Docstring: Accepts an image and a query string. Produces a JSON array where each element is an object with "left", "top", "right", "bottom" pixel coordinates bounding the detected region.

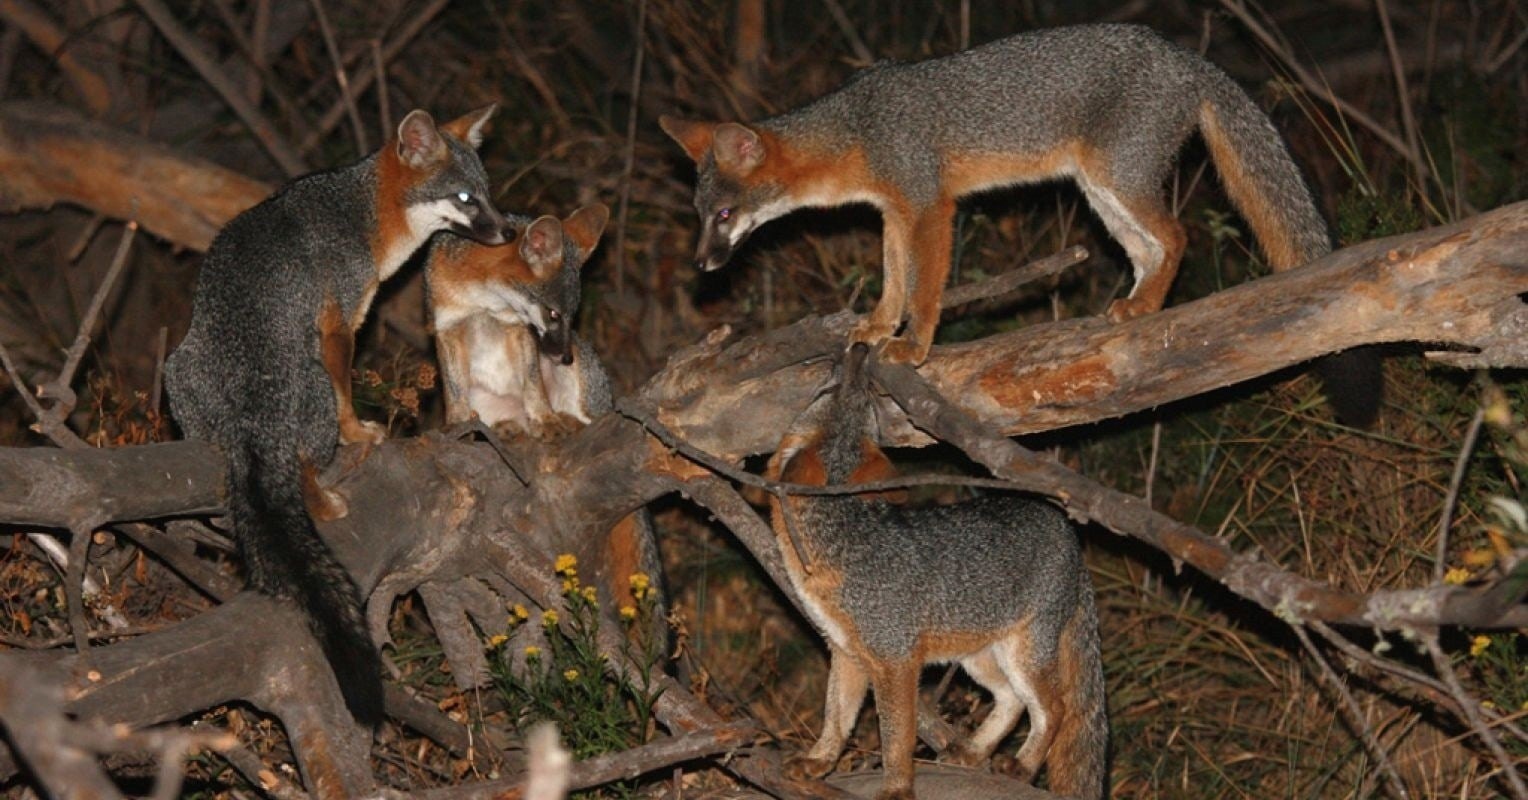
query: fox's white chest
[{"left": 458, "top": 317, "right": 532, "bottom": 426}]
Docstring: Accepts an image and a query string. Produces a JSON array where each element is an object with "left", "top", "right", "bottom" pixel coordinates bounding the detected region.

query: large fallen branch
[{"left": 0, "top": 102, "right": 270, "bottom": 251}]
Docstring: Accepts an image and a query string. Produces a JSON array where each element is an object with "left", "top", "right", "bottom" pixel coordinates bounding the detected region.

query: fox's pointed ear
[
  {"left": 519, "top": 215, "right": 565, "bottom": 279},
  {"left": 659, "top": 116, "right": 717, "bottom": 163},
  {"left": 563, "top": 203, "right": 610, "bottom": 261},
  {"left": 397, "top": 109, "right": 448, "bottom": 169},
  {"left": 440, "top": 103, "right": 498, "bottom": 149},
  {"left": 713, "top": 123, "right": 765, "bottom": 175}
]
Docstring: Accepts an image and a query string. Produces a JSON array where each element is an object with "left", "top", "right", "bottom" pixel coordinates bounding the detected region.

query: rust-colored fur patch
[
  {"left": 430, "top": 238, "right": 540, "bottom": 307},
  {"left": 371, "top": 138, "right": 414, "bottom": 269},
  {"left": 942, "top": 144, "right": 1081, "bottom": 196},
  {"left": 1200, "top": 102, "right": 1301, "bottom": 271}
]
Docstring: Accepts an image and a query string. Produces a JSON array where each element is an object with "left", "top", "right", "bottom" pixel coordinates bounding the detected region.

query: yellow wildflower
[
  {"left": 512, "top": 604, "right": 529, "bottom": 621},
  {"left": 554, "top": 553, "right": 578, "bottom": 577},
  {"left": 542, "top": 609, "right": 559, "bottom": 627},
  {"left": 561, "top": 577, "right": 578, "bottom": 593},
  {"left": 581, "top": 585, "right": 597, "bottom": 603},
  {"left": 630, "top": 572, "right": 651, "bottom": 600},
  {"left": 1443, "top": 567, "right": 1471, "bottom": 585},
  {"left": 619, "top": 605, "right": 637, "bottom": 622},
  {"left": 563, "top": 669, "right": 579, "bottom": 682},
  {"left": 486, "top": 634, "right": 508, "bottom": 648},
  {"left": 1482, "top": 700, "right": 1497, "bottom": 710},
  {"left": 524, "top": 645, "right": 541, "bottom": 659},
  {"left": 1471, "top": 635, "right": 1492, "bottom": 658}
]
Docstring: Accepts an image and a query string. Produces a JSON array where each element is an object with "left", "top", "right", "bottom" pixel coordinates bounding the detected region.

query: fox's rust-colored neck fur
[
  {"left": 371, "top": 139, "right": 419, "bottom": 277},
  {"left": 748, "top": 129, "right": 885, "bottom": 208},
  {"left": 429, "top": 241, "right": 539, "bottom": 308}
]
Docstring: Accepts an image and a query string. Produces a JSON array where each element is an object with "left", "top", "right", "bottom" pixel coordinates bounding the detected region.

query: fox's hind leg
[
  {"left": 1071, "top": 153, "right": 1187, "bottom": 323},
  {"left": 993, "top": 634, "right": 1064, "bottom": 784},
  {"left": 946, "top": 648, "right": 1025, "bottom": 767},
  {"left": 882, "top": 197, "right": 957, "bottom": 366},
  {"left": 793, "top": 645, "right": 869, "bottom": 779},
  {"left": 869, "top": 659, "right": 921, "bottom": 800}
]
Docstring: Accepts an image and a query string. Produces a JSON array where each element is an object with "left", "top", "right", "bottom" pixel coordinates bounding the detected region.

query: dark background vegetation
[{"left": 1, "top": 0, "right": 1525, "bottom": 797}]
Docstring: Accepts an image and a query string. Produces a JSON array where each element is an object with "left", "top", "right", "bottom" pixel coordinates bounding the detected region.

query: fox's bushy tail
[
  {"left": 1199, "top": 73, "right": 1382, "bottom": 427},
  {"left": 229, "top": 439, "right": 383, "bottom": 725},
  {"left": 1046, "top": 574, "right": 1109, "bottom": 800}
]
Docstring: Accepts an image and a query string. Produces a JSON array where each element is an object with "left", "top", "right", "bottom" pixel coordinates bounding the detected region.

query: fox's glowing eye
[
  {"left": 457, "top": 191, "right": 471, "bottom": 203},
  {"left": 716, "top": 207, "right": 732, "bottom": 223},
  {"left": 547, "top": 309, "right": 561, "bottom": 321}
]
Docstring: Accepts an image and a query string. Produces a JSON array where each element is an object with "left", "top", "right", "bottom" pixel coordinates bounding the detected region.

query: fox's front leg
[
  {"left": 790, "top": 645, "right": 869, "bottom": 780},
  {"left": 318, "top": 298, "right": 385, "bottom": 445},
  {"left": 882, "top": 198, "right": 956, "bottom": 365},
  {"left": 852, "top": 204, "right": 913, "bottom": 349},
  {"left": 435, "top": 327, "right": 476, "bottom": 425}
]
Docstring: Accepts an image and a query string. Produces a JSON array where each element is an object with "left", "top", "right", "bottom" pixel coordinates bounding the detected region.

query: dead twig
[
  {"left": 1421, "top": 631, "right": 1528, "bottom": 798},
  {"left": 938, "top": 245, "right": 1089, "bottom": 309},
  {"left": 132, "top": 0, "right": 307, "bottom": 176},
  {"left": 1434, "top": 407, "right": 1486, "bottom": 582},
  {"left": 612, "top": 0, "right": 649, "bottom": 296},
  {"left": 1293, "top": 623, "right": 1410, "bottom": 799},
  {"left": 307, "top": 0, "right": 368, "bottom": 155}
]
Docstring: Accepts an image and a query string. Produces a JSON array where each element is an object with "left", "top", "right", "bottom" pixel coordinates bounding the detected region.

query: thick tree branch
[{"left": 0, "top": 102, "right": 270, "bottom": 251}]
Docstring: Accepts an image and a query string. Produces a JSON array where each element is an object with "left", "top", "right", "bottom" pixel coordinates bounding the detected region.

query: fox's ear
[
  {"left": 563, "top": 203, "right": 610, "bottom": 260},
  {"left": 713, "top": 123, "right": 765, "bottom": 175},
  {"left": 658, "top": 116, "right": 717, "bottom": 163},
  {"left": 519, "top": 215, "right": 565, "bottom": 279},
  {"left": 397, "top": 109, "right": 448, "bottom": 169},
  {"left": 441, "top": 103, "right": 498, "bottom": 149}
]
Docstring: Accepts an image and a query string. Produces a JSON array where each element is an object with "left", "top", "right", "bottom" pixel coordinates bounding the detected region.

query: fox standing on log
[
  {"left": 166, "top": 106, "right": 510, "bottom": 724},
  {"left": 767, "top": 344, "right": 1108, "bottom": 800},
  {"left": 662, "top": 23, "right": 1378, "bottom": 423}
]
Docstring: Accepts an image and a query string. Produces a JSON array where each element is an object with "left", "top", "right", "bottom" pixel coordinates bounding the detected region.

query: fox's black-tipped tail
[
  {"left": 1315, "top": 347, "right": 1384, "bottom": 428},
  {"left": 1199, "top": 71, "right": 1384, "bottom": 426},
  {"left": 233, "top": 444, "right": 384, "bottom": 726}
]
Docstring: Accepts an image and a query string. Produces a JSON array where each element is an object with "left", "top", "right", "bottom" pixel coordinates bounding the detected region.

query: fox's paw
[
  {"left": 784, "top": 755, "right": 837, "bottom": 781},
  {"left": 850, "top": 317, "right": 898, "bottom": 348},
  {"left": 534, "top": 412, "right": 586, "bottom": 440},
  {"left": 879, "top": 336, "right": 930, "bottom": 366},
  {"left": 942, "top": 741, "right": 991, "bottom": 768},
  {"left": 340, "top": 418, "right": 387, "bottom": 446},
  {"left": 1105, "top": 295, "right": 1159, "bottom": 323}
]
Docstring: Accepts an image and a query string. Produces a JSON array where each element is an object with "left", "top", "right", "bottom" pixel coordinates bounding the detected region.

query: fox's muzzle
[
  {"left": 459, "top": 200, "right": 512, "bottom": 246},
  {"left": 694, "top": 223, "right": 743, "bottom": 272},
  {"left": 535, "top": 320, "right": 574, "bottom": 365}
]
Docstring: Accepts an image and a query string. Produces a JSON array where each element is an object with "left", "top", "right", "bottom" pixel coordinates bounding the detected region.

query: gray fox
[
  {"left": 767, "top": 344, "right": 1108, "bottom": 800},
  {"left": 165, "top": 106, "right": 510, "bottom": 724},
  {"left": 659, "top": 23, "right": 1368, "bottom": 401},
  {"left": 427, "top": 204, "right": 610, "bottom": 439},
  {"left": 425, "top": 204, "right": 664, "bottom": 619}
]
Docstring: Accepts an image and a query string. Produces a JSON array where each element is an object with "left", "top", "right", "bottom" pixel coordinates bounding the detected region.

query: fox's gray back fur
[
  {"left": 170, "top": 159, "right": 383, "bottom": 461},
  {"left": 792, "top": 367, "right": 1085, "bottom": 659},
  {"left": 755, "top": 23, "right": 1327, "bottom": 262}
]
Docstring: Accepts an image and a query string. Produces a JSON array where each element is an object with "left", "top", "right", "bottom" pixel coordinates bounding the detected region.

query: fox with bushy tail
[
  {"left": 166, "top": 106, "right": 510, "bottom": 724},
  {"left": 663, "top": 23, "right": 1378, "bottom": 423},
  {"left": 767, "top": 344, "right": 1108, "bottom": 799}
]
